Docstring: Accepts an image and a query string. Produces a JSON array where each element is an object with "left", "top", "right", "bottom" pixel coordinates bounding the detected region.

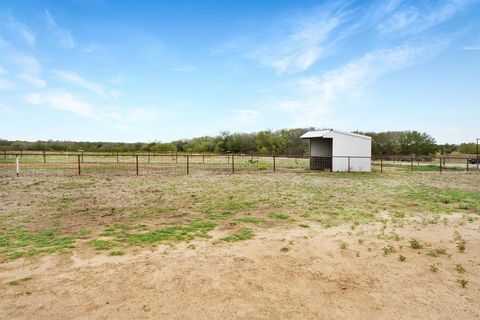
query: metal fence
[{"left": 0, "top": 152, "right": 478, "bottom": 177}]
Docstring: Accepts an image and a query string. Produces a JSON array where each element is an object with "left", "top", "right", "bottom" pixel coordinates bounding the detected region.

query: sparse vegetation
[
  {"left": 455, "top": 264, "right": 465, "bottom": 273},
  {"left": 457, "top": 279, "right": 469, "bottom": 288},
  {"left": 220, "top": 228, "right": 254, "bottom": 242},
  {"left": 427, "top": 248, "right": 447, "bottom": 257},
  {"left": 399, "top": 255, "right": 406, "bottom": 262},
  {"left": 0, "top": 228, "right": 76, "bottom": 259},
  {"left": 383, "top": 245, "right": 396, "bottom": 255},
  {"left": 429, "top": 264, "right": 439, "bottom": 273},
  {"left": 456, "top": 240, "right": 466, "bottom": 253},
  {"left": 410, "top": 239, "right": 423, "bottom": 249}
]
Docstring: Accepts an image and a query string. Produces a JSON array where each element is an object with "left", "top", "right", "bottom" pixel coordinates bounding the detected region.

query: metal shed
[{"left": 300, "top": 129, "right": 371, "bottom": 172}]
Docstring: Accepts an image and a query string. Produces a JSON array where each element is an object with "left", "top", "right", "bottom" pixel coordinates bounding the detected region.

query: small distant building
[{"left": 300, "top": 129, "right": 371, "bottom": 172}]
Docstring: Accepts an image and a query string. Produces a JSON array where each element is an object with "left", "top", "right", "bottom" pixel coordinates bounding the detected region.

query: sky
[{"left": 0, "top": 0, "right": 479, "bottom": 144}]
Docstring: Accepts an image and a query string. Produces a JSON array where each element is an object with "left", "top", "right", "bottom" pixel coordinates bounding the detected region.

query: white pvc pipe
[{"left": 16, "top": 155, "right": 19, "bottom": 176}]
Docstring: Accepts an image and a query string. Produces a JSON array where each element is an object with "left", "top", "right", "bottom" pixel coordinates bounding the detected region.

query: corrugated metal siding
[
  {"left": 325, "top": 131, "right": 371, "bottom": 157},
  {"left": 310, "top": 138, "right": 332, "bottom": 156},
  {"left": 332, "top": 158, "right": 371, "bottom": 172}
]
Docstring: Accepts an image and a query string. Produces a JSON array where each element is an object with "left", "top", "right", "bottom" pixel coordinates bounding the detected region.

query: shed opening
[{"left": 310, "top": 137, "right": 332, "bottom": 170}]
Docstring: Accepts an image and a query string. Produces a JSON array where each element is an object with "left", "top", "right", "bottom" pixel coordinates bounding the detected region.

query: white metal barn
[{"left": 300, "top": 129, "right": 371, "bottom": 172}]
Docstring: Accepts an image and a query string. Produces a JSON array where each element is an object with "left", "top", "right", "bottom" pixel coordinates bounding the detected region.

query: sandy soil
[{"left": 1, "top": 215, "right": 479, "bottom": 320}]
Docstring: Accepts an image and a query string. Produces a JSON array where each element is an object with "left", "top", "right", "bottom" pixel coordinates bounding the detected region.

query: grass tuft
[
  {"left": 410, "top": 239, "right": 423, "bottom": 249},
  {"left": 220, "top": 228, "right": 254, "bottom": 242},
  {"left": 457, "top": 278, "right": 468, "bottom": 288}
]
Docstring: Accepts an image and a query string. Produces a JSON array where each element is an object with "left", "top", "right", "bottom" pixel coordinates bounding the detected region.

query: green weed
[
  {"left": 410, "top": 239, "right": 423, "bottom": 249},
  {"left": 427, "top": 248, "right": 447, "bottom": 257},
  {"left": 457, "top": 279, "right": 468, "bottom": 288},
  {"left": 455, "top": 264, "right": 465, "bottom": 273},
  {"left": 220, "top": 228, "right": 254, "bottom": 242},
  {"left": 383, "top": 245, "right": 396, "bottom": 255},
  {"left": 92, "top": 240, "right": 114, "bottom": 250},
  {"left": 235, "top": 217, "right": 260, "bottom": 224}
]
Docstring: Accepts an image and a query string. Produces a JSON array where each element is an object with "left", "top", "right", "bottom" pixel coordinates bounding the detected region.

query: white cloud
[
  {"left": 4, "top": 15, "right": 36, "bottom": 47},
  {"left": 24, "top": 90, "right": 156, "bottom": 124},
  {"left": 44, "top": 10, "right": 76, "bottom": 49},
  {"left": 53, "top": 70, "right": 120, "bottom": 98},
  {"left": 25, "top": 92, "right": 99, "bottom": 120},
  {"left": 9, "top": 54, "right": 42, "bottom": 76},
  {"left": 18, "top": 74, "right": 47, "bottom": 88},
  {"left": 249, "top": 8, "right": 347, "bottom": 73},
  {"left": 233, "top": 109, "right": 261, "bottom": 124},
  {"left": 218, "top": 3, "right": 352, "bottom": 73},
  {"left": 278, "top": 42, "right": 447, "bottom": 125},
  {"left": 377, "top": 0, "right": 475, "bottom": 36}
]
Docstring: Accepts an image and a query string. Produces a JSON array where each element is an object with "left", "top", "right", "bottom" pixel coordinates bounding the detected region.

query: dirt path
[{"left": 1, "top": 216, "right": 479, "bottom": 320}]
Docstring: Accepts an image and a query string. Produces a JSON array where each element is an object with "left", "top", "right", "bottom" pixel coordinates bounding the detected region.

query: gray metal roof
[{"left": 300, "top": 129, "right": 371, "bottom": 140}]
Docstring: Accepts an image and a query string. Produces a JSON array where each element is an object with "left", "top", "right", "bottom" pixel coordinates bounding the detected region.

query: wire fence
[{"left": 0, "top": 152, "right": 478, "bottom": 177}]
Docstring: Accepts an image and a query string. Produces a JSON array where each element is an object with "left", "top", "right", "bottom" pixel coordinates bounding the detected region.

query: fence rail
[{"left": 0, "top": 152, "right": 478, "bottom": 177}]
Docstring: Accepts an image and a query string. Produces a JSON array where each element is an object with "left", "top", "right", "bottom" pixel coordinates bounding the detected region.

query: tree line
[{"left": 0, "top": 129, "right": 476, "bottom": 156}]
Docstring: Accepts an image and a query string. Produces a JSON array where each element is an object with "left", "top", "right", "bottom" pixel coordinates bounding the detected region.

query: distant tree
[
  {"left": 457, "top": 143, "right": 477, "bottom": 154},
  {"left": 439, "top": 144, "right": 457, "bottom": 155}
]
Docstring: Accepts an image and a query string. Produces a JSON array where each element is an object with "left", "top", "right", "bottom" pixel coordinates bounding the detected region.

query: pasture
[{"left": 0, "top": 171, "right": 479, "bottom": 319}]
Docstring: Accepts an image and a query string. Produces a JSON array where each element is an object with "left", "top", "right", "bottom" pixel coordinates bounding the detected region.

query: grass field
[{"left": 0, "top": 171, "right": 479, "bottom": 319}]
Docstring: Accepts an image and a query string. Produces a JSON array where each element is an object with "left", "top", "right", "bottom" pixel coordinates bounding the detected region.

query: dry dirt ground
[{"left": 0, "top": 172, "right": 479, "bottom": 319}]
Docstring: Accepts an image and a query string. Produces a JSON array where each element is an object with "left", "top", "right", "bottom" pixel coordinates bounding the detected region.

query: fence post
[
  {"left": 439, "top": 157, "right": 442, "bottom": 173},
  {"left": 466, "top": 158, "right": 469, "bottom": 172},
  {"left": 348, "top": 157, "right": 351, "bottom": 173},
  {"left": 202, "top": 153, "right": 205, "bottom": 164},
  {"left": 148, "top": 152, "right": 150, "bottom": 163},
  {"left": 135, "top": 155, "right": 139, "bottom": 175},
  {"left": 380, "top": 157, "right": 383, "bottom": 173},
  {"left": 232, "top": 155, "right": 235, "bottom": 173},
  {"left": 16, "top": 155, "right": 19, "bottom": 176},
  {"left": 43, "top": 150, "right": 46, "bottom": 163},
  {"left": 81, "top": 151, "right": 84, "bottom": 163},
  {"left": 176, "top": 153, "right": 178, "bottom": 164},
  {"left": 116, "top": 152, "right": 119, "bottom": 164},
  {"left": 3, "top": 150, "right": 6, "bottom": 159},
  {"left": 410, "top": 157, "right": 413, "bottom": 171},
  {"left": 273, "top": 156, "right": 276, "bottom": 172},
  {"left": 186, "top": 155, "right": 189, "bottom": 175},
  {"left": 77, "top": 155, "right": 81, "bottom": 175}
]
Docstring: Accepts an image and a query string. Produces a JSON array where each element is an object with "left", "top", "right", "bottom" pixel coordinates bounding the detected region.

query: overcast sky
[{"left": 0, "top": 0, "right": 479, "bottom": 144}]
